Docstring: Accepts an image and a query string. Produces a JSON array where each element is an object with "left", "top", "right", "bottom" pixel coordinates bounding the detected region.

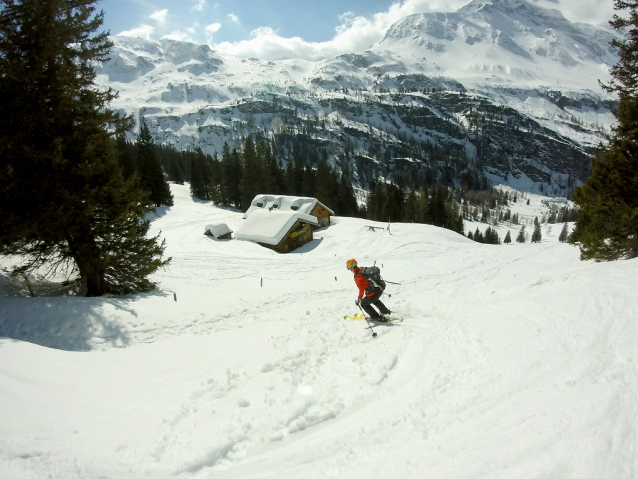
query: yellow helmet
[{"left": 346, "top": 258, "right": 357, "bottom": 270}]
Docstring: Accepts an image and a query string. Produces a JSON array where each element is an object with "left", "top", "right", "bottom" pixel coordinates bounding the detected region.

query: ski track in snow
[{"left": 1, "top": 184, "right": 637, "bottom": 478}]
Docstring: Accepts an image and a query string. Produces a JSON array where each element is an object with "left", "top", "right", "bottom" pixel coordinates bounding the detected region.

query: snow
[
  {"left": 243, "top": 195, "right": 334, "bottom": 219},
  {"left": 234, "top": 208, "right": 318, "bottom": 246},
  {"left": 1, "top": 183, "right": 637, "bottom": 478},
  {"left": 205, "top": 223, "right": 232, "bottom": 238}
]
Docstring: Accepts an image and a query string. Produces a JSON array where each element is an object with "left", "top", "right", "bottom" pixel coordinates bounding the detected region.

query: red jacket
[{"left": 353, "top": 267, "right": 375, "bottom": 299}]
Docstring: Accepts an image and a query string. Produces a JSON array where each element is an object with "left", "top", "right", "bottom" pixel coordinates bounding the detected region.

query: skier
[{"left": 346, "top": 258, "right": 392, "bottom": 321}]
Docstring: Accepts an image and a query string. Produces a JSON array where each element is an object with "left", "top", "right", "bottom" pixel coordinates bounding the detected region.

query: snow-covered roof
[
  {"left": 243, "top": 195, "right": 334, "bottom": 220},
  {"left": 235, "top": 209, "right": 319, "bottom": 246},
  {"left": 204, "top": 223, "right": 232, "bottom": 237}
]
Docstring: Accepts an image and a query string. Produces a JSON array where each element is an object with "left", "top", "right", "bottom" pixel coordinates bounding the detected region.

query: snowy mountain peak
[
  {"left": 457, "top": 0, "right": 574, "bottom": 33},
  {"left": 375, "top": 0, "right": 616, "bottom": 89},
  {"left": 459, "top": 0, "right": 559, "bottom": 16},
  {"left": 98, "top": 36, "right": 224, "bottom": 82}
]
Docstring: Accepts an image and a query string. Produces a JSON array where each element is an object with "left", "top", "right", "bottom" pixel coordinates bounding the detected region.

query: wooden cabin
[
  {"left": 235, "top": 195, "right": 333, "bottom": 253},
  {"left": 234, "top": 208, "right": 319, "bottom": 253}
]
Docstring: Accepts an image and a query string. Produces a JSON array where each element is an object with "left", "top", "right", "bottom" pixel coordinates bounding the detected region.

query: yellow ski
[{"left": 344, "top": 314, "right": 403, "bottom": 323}]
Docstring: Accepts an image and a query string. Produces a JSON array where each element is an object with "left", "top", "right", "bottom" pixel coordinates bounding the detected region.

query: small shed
[
  {"left": 243, "top": 195, "right": 333, "bottom": 228},
  {"left": 204, "top": 223, "right": 233, "bottom": 240},
  {"left": 234, "top": 208, "right": 319, "bottom": 253}
]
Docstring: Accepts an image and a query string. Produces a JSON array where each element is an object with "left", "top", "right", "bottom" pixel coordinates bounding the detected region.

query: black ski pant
[{"left": 361, "top": 288, "right": 391, "bottom": 319}]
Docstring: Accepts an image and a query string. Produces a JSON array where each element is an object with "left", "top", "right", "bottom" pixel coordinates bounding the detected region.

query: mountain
[
  {"left": 377, "top": 0, "right": 617, "bottom": 90},
  {"left": 95, "top": 0, "right": 620, "bottom": 196}
]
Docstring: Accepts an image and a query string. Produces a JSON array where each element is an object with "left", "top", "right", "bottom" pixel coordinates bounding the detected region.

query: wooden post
[
  {"left": 173, "top": 292, "right": 177, "bottom": 302},
  {"left": 23, "top": 275, "right": 35, "bottom": 297}
]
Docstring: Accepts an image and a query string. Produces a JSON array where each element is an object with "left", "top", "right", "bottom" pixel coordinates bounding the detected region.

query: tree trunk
[
  {"left": 80, "top": 257, "right": 107, "bottom": 297},
  {"left": 66, "top": 231, "right": 106, "bottom": 297}
]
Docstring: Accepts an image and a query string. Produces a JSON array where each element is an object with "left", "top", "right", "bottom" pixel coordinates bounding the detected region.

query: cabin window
[
  {"left": 291, "top": 206, "right": 299, "bottom": 211},
  {"left": 272, "top": 204, "right": 279, "bottom": 209},
  {"left": 256, "top": 202, "right": 264, "bottom": 207}
]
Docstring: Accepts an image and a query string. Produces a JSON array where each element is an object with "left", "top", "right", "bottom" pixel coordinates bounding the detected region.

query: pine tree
[
  {"left": 291, "top": 154, "right": 305, "bottom": 196},
  {"left": 415, "top": 187, "right": 428, "bottom": 223},
  {"left": 559, "top": 222, "right": 569, "bottom": 242},
  {"left": 504, "top": 230, "right": 512, "bottom": 244},
  {"left": 315, "top": 159, "right": 338, "bottom": 209},
  {"left": 570, "top": 0, "right": 638, "bottom": 260},
  {"left": 337, "top": 164, "right": 359, "bottom": 217},
  {"left": 266, "top": 148, "right": 286, "bottom": 194},
  {"left": 366, "top": 181, "right": 385, "bottom": 221},
  {"left": 0, "top": 0, "right": 169, "bottom": 296},
  {"left": 190, "top": 148, "right": 212, "bottom": 200},
  {"left": 302, "top": 165, "right": 317, "bottom": 198},
  {"left": 256, "top": 137, "right": 277, "bottom": 195},
  {"left": 516, "top": 224, "right": 527, "bottom": 243},
  {"left": 402, "top": 190, "right": 418, "bottom": 222},
  {"left": 164, "top": 146, "right": 185, "bottom": 184},
  {"left": 239, "top": 136, "right": 261, "bottom": 210},
  {"left": 484, "top": 226, "right": 501, "bottom": 245},
  {"left": 453, "top": 212, "right": 465, "bottom": 235},
  {"left": 381, "top": 183, "right": 404, "bottom": 224},
  {"left": 220, "top": 143, "right": 242, "bottom": 208},
  {"left": 136, "top": 119, "right": 173, "bottom": 207},
  {"left": 531, "top": 218, "right": 542, "bottom": 243},
  {"left": 504, "top": 209, "right": 512, "bottom": 222},
  {"left": 116, "top": 134, "right": 136, "bottom": 180},
  {"left": 426, "top": 185, "right": 448, "bottom": 227}
]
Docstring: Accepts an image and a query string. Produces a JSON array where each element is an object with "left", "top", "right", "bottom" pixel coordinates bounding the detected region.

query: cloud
[
  {"left": 192, "top": 0, "right": 206, "bottom": 12},
  {"left": 212, "top": 0, "right": 617, "bottom": 61},
  {"left": 214, "top": 27, "right": 337, "bottom": 61},
  {"left": 163, "top": 29, "right": 197, "bottom": 42},
  {"left": 227, "top": 13, "right": 240, "bottom": 23},
  {"left": 205, "top": 22, "right": 222, "bottom": 44},
  {"left": 149, "top": 9, "right": 168, "bottom": 25},
  {"left": 213, "top": 0, "right": 468, "bottom": 60},
  {"left": 116, "top": 24, "right": 155, "bottom": 40},
  {"left": 206, "top": 22, "right": 221, "bottom": 33}
]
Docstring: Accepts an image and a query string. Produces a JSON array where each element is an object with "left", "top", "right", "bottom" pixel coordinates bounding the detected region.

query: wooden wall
[
  {"left": 310, "top": 204, "right": 331, "bottom": 227},
  {"left": 259, "top": 220, "right": 314, "bottom": 253}
]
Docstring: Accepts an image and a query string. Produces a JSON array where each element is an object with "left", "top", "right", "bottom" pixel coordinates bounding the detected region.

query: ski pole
[
  {"left": 358, "top": 303, "right": 377, "bottom": 338},
  {"left": 384, "top": 280, "right": 402, "bottom": 285}
]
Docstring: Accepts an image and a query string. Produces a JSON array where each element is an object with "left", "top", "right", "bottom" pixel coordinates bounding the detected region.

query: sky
[{"left": 99, "top": 0, "right": 617, "bottom": 61}]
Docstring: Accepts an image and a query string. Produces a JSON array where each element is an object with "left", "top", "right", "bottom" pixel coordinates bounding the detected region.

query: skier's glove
[{"left": 355, "top": 299, "right": 361, "bottom": 306}]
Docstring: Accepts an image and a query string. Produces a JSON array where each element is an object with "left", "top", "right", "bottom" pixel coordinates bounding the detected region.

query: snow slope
[{"left": 1, "top": 184, "right": 637, "bottom": 478}]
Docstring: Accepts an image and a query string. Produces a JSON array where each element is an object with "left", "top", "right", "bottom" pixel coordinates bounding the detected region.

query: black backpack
[{"left": 360, "top": 266, "right": 386, "bottom": 291}]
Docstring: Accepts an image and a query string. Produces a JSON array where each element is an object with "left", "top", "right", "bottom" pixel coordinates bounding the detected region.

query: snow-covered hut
[
  {"left": 235, "top": 208, "right": 318, "bottom": 253},
  {"left": 243, "top": 195, "right": 333, "bottom": 227},
  {"left": 204, "top": 223, "right": 233, "bottom": 240}
]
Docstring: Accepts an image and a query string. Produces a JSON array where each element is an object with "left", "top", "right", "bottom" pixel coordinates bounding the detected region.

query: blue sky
[
  {"left": 100, "top": 0, "right": 395, "bottom": 43},
  {"left": 98, "top": 0, "right": 616, "bottom": 60}
]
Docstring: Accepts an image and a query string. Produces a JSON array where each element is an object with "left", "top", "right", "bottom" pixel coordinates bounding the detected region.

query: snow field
[{"left": 1, "top": 183, "right": 637, "bottom": 478}]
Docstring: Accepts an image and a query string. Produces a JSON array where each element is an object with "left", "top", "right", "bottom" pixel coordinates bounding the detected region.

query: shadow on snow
[
  {"left": 0, "top": 291, "right": 168, "bottom": 352},
  {"left": 289, "top": 238, "right": 323, "bottom": 254}
]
